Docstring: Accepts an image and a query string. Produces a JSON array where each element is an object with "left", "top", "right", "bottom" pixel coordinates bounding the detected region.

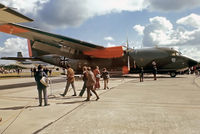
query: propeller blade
[{"left": 126, "top": 38, "right": 130, "bottom": 71}]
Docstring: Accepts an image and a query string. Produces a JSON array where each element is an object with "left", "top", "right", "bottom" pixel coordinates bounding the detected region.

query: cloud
[
  {"left": 147, "top": 0, "right": 200, "bottom": 12},
  {"left": 0, "top": 38, "right": 28, "bottom": 64},
  {"left": 104, "top": 36, "right": 114, "bottom": 41},
  {"left": 2, "top": 0, "right": 200, "bottom": 30},
  {"left": 106, "top": 42, "right": 116, "bottom": 47},
  {"left": 133, "top": 14, "right": 200, "bottom": 60},
  {"left": 1, "top": 0, "right": 49, "bottom": 15},
  {"left": 176, "top": 13, "right": 200, "bottom": 29},
  {"left": 0, "top": 0, "right": 148, "bottom": 30},
  {"left": 141, "top": 16, "right": 174, "bottom": 46},
  {"left": 133, "top": 25, "right": 145, "bottom": 35}
]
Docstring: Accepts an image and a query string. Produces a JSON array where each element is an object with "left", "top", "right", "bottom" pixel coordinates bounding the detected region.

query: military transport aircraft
[{"left": 0, "top": 3, "right": 198, "bottom": 77}]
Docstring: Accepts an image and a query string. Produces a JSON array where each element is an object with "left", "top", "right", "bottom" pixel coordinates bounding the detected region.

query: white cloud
[
  {"left": 0, "top": 37, "right": 28, "bottom": 64},
  {"left": 133, "top": 25, "right": 145, "bottom": 35},
  {"left": 2, "top": 0, "right": 200, "bottom": 30},
  {"left": 176, "top": 13, "right": 200, "bottom": 29},
  {"left": 106, "top": 42, "right": 116, "bottom": 47},
  {"left": 133, "top": 14, "right": 200, "bottom": 61},
  {"left": 1, "top": 0, "right": 49, "bottom": 15},
  {"left": 104, "top": 36, "right": 114, "bottom": 41},
  {"left": 0, "top": 0, "right": 148, "bottom": 30},
  {"left": 142, "top": 16, "right": 174, "bottom": 46}
]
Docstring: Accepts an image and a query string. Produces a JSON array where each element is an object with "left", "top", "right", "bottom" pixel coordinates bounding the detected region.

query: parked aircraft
[
  {"left": 1, "top": 52, "right": 55, "bottom": 69},
  {"left": 0, "top": 3, "right": 198, "bottom": 77}
]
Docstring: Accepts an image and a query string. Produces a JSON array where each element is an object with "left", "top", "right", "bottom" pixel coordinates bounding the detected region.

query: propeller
[{"left": 126, "top": 38, "right": 130, "bottom": 71}]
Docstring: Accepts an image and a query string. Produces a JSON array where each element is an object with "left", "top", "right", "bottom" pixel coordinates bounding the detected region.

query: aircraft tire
[{"left": 170, "top": 72, "right": 176, "bottom": 77}]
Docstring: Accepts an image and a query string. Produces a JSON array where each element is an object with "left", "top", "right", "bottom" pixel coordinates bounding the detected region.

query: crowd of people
[
  {"left": 34, "top": 64, "right": 110, "bottom": 106},
  {"left": 34, "top": 60, "right": 200, "bottom": 106},
  {"left": 0, "top": 67, "right": 22, "bottom": 74}
]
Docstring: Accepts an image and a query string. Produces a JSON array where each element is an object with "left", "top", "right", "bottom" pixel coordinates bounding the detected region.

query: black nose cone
[{"left": 188, "top": 59, "right": 198, "bottom": 67}]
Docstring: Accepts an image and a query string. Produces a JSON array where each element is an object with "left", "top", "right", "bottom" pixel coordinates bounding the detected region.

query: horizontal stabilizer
[{"left": 1, "top": 57, "right": 39, "bottom": 61}]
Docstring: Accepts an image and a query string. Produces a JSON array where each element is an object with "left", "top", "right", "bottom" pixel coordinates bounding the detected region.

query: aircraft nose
[{"left": 188, "top": 59, "right": 198, "bottom": 67}]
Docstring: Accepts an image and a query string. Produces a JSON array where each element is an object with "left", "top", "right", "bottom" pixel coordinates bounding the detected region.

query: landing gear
[{"left": 170, "top": 72, "right": 176, "bottom": 77}]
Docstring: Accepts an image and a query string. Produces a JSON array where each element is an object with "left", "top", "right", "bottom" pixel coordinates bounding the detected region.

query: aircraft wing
[
  {"left": 0, "top": 3, "right": 33, "bottom": 24},
  {"left": 1, "top": 57, "right": 39, "bottom": 61},
  {"left": 0, "top": 23, "right": 124, "bottom": 58}
]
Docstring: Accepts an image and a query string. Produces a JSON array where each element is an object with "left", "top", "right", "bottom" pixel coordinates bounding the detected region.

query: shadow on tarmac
[
  {"left": 57, "top": 100, "right": 84, "bottom": 105},
  {"left": 113, "top": 75, "right": 185, "bottom": 79},
  {"left": 0, "top": 105, "right": 39, "bottom": 110}
]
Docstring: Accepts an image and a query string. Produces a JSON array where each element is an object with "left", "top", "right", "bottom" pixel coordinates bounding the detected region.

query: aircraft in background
[
  {"left": 1, "top": 52, "right": 55, "bottom": 69},
  {"left": 0, "top": 3, "right": 198, "bottom": 77}
]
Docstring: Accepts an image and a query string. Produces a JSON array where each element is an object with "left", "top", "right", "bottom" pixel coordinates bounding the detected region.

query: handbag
[
  {"left": 40, "top": 77, "right": 49, "bottom": 87},
  {"left": 96, "top": 74, "right": 101, "bottom": 78}
]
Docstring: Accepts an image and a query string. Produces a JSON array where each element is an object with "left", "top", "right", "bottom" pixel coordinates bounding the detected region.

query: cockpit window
[
  {"left": 176, "top": 52, "right": 181, "bottom": 56},
  {"left": 171, "top": 52, "right": 181, "bottom": 56},
  {"left": 171, "top": 52, "right": 176, "bottom": 56}
]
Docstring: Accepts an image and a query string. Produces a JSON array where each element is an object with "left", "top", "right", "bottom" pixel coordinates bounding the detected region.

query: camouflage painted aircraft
[{"left": 0, "top": 3, "right": 198, "bottom": 77}]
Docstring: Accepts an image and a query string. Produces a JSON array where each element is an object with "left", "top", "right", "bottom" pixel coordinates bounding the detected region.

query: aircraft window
[
  {"left": 171, "top": 52, "right": 176, "bottom": 56},
  {"left": 176, "top": 52, "right": 181, "bottom": 56},
  {"left": 171, "top": 52, "right": 181, "bottom": 56}
]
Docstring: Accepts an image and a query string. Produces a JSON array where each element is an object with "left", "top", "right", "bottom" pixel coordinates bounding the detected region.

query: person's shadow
[{"left": 57, "top": 99, "right": 97, "bottom": 105}]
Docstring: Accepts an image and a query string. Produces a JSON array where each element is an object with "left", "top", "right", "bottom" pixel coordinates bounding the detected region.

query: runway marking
[
  {"left": 32, "top": 80, "right": 130, "bottom": 133},
  {"left": 193, "top": 76, "right": 200, "bottom": 88},
  {"left": 0, "top": 100, "right": 33, "bottom": 134}
]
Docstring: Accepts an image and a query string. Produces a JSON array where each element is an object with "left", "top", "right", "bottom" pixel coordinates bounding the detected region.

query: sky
[{"left": 1, "top": 0, "right": 200, "bottom": 64}]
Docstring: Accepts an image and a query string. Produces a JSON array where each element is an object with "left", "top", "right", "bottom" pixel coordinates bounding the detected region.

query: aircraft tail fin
[{"left": 17, "top": 52, "right": 23, "bottom": 58}]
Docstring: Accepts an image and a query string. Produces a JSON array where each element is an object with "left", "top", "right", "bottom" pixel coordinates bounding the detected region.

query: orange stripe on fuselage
[
  {"left": 83, "top": 46, "right": 124, "bottom": 58},
  {"left": 0, "top": 24, "right": 28, "bottom": 34}
]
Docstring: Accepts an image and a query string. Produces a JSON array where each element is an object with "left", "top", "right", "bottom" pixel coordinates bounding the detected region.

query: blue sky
[{"left": 1, "top": 0, "right": 200, "bottom": 64}]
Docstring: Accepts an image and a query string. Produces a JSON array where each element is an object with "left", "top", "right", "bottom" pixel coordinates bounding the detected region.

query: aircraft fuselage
[{"left": 37, "top": 47, "right": 197, "bottom": 76}]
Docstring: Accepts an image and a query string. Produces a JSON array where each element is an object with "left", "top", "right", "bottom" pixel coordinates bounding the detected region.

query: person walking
[
  {"left": 93, "top": 66, "right": 101, "bottom": 90},
  {"left": 33, "top": 67, "right": 37, "bottom": 75},
  {"left": 101, "top": 68, "right": 110, "bottom": 89},
  {"left": 60, "top": 64, "right": 77, "bottom": 97},
  {"left": 79, "top": 66, "right": 88, "bottom": 97},
  {"left": 139, "top": 67, "right": 144, "bottom": 82},
  {"left": 152, "top": 60, "right": 157, "bottom": 80},
  {"left": 85, "top": 67, "right": 99, "bottom": 101},
  {"left": 34, "top": 65, "right": 49, "bottom": 106}
]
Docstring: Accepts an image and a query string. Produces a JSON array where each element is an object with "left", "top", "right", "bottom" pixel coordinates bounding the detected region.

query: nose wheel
[{"left": 170, "top": 72, "right": 176, "bottom": 77}]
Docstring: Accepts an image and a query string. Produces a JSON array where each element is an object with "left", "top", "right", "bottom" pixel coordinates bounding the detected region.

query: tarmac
[{"left": 0, "top": 74, "right": 200, "bottom": 134}]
